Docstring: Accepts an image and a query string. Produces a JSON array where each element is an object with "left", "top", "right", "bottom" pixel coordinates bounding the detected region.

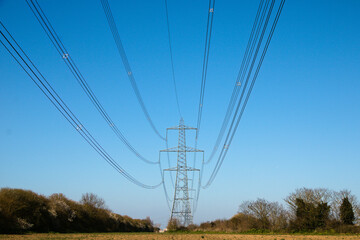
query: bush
[
  {"left": 0, "top": 188, "right": 52, "bottom": 233},
  {"left": 195, "top": 188, "right": 360, "bottom": 234},
  {"left": 0, "top": 188, "right": 155, "bottom": 233},
  {"left": 167, "top": 218, "right": 182, "bottom": 231}
]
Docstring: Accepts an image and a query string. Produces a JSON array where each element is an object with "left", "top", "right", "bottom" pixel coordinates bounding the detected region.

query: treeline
[
  {"left": 170, "top": 188, "right": 360, "bottom": 233},
  {"left": 0, "top": 188, "right": 155, "bottom": 234}
]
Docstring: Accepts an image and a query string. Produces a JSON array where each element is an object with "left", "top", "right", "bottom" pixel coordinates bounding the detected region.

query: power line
[
  {"left": 202, "top": 0, "right": 285, "bottom": 189},
  {"left": 191, "top": 0, "right": 215, "bottom": 211},
  {"left": 26, "top": 0, "right": 157, "bottom": 165},
  {"left": 196, "top": 0, "right": 215, "bottom": 134},
  {"left": 164, "top": 0, "right": 182, "bottom": 118},
  {"left": 205, "top": 0, "right": 266, "bottom": 164},
  {"left": 195, "top": 0, "right": 271, "bottom": 208},
  {"left": 100, "top": 0, "right": 165, "bottom": 141},
  {"left": 158, "top": 152, "right": 172, "bottom": 211},
  {"left": 0, "top": 21, "right": 162, "bottom": 189},
  {"left": 194, "top": 0, "right": 285, "bottom": 209},
  {"left": 163, "top": 0, "right": 183, "bottom": 193},
  {"left": 166, "top": 129, "right": 175, "bottom": 188},
  {"left": 203, "top": 0, "right": 276, "bottom": 188}
]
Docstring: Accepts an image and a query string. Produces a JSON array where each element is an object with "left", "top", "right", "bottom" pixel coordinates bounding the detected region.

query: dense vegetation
[
  {"left": 2, "top": 187, "right": 359, "bottom": 234},
  {"left": 0, "top": 188, "right": 155, "bottom": 234},
  {"left": 169, "top": 188, "right": 360, "bottom": 234}
]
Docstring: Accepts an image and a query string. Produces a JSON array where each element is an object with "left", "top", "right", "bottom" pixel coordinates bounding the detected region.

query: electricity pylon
[{"left": 161, "top": 118, "right": 203, "bottom": 226}]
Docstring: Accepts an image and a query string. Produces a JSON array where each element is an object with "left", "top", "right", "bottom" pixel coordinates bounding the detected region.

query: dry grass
[{"left": 0, "top": 233, "right": 359, "bottom": 240}]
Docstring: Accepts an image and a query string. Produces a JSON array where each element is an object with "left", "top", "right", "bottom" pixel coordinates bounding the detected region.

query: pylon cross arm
[
  {"left": 167, "top": 125, "right": 197, "bottom": 130},
  {"left": 160, "top": 146, "right": 204, "bottom": 152},
  {"left": 164, "top": 167, "right": 200, "bottom": 171}
]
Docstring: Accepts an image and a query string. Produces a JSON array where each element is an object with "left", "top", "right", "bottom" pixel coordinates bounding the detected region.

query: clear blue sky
[{"left": 1, "top": 0, "right": 360, "bottom": 227}]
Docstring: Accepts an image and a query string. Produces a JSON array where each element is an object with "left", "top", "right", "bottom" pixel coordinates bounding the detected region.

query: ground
[{"left": 0, "top": 233, "right": 359, "bottom": 240}]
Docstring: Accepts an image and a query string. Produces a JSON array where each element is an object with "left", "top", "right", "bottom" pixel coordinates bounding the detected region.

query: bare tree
[
  {"left": 239, "top": 198, "right": 288, "bottom": 230},
  {"left": 166, "top": 218, "right": 181, "bottom": 231},
  {"left": 80, "top": 193, "right": 106, "bottom": 209}
]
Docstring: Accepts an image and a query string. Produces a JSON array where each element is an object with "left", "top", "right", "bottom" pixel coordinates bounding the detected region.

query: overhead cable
[
  {"left": 203, "top": 0, "right": 285, "bottom": 189},
  {"left": 196, "top": 0, "right": 216, "bottom": 135},
  {"left": 100, "top": 0, "right": 166, "bottom": 141},
  {"left": 205, "top": 0, "right": 266, "bottom": 164},
  {"left": 164, "top": 0, "right": 182, "bottom": 118},
  {"left": 203, "top": 0, "right": 276, "bottom": 188},
  {"left": 191, "top": 0, "right": 215, "bottom": 211},
  {"left": 0, "top": 21, "right": 162, "bottom": 189},
  {"left": 26, "top": 0, "right": 157, "bottom": 164}
]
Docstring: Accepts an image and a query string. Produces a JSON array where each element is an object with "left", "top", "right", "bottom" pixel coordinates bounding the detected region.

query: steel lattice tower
[{"left": 161, "top": 118, "right": 203, "bottom": 226}]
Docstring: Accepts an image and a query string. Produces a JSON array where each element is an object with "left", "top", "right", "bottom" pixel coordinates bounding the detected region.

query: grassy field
[{"left": 0, "top": 233, "right": 359, "bottom": 240}]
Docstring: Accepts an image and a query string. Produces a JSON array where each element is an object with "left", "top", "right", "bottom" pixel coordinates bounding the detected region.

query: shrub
[
  {"left": 0, "top": 188, "right": 52, "bottom": 233},
  {"left": 167, "top": 218, "right": 182, "bottom": 231},
  {"left": 0, "top": 188, "right": 155, "bottom": 233}
]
